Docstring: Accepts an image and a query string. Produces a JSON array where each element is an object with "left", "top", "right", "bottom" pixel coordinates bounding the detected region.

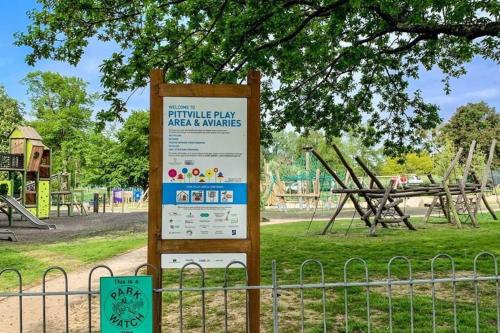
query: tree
[
  {"left": 263, "top": 130, "right": 383, "bottom": 178},
  {"left": 380, "top": 152, "right": 433, "bottom": 176},
  {"left": 79, "top": 130, "right": 119, "bottom": 187},
  {"left": 16, "top": 1, "right": 499, "bottom": 155},
  {"left": 23, "top": 71, "right": 96, "bottom": 173},
  {"left": 114, "top": 110, "right": 150, "bottom": 190},
  {"left": 82, "top": 111, "right": 150, "bottom": 189},
  {"left": 0, "top": 86, "right": 23, "bottom": 153},
  {"left": 439, "top": 102, "right": 500, "bottom": 167}
]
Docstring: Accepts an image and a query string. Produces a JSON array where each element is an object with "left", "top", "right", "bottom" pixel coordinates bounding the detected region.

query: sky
[{"left": 0, "top": 1, "right": 499, "bottom": 122}]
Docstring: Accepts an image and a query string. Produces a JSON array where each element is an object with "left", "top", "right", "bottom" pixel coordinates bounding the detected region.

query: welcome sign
[
  {"left": 100, "top": 276, "right": 153, "bottom": 333},
  {"left": 162, "top": 97, "right": 248, "bottom": 241}
]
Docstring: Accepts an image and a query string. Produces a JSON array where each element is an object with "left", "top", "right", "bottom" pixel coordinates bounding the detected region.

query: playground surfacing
[
  {"left": 0, "top": 205, "right": 449, "bottom": 243},
  {"left": 0, "top": 212, "right": 147, "bottom": 243}
]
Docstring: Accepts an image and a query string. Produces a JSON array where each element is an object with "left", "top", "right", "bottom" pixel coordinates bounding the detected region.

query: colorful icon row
[{"left": 168, "top": 167, "right": 224, "bottom": 182}]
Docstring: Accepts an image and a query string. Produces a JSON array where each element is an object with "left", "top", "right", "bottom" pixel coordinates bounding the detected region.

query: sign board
[
  {"left": 148, "top": 70, "right": 261, "bottom": 333},
  {"left": 162, "top": 97, "right": 248, "bottom": 240},
  {"left": 113, "top": 189, "right": 123, "bottom": 203},
  {"left": 100, "top": 276, "right": 153, "bottom": 333},
  {"left": 161, "top": 252, "right": 247, "bottom": 269}
]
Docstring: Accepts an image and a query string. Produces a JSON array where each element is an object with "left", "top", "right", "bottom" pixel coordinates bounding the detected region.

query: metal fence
[{"left": 0, "top": 252, "right": 499, "bottom": 332}]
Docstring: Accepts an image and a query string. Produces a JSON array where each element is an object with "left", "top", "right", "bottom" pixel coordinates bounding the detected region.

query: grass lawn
[
  {"left": 0, "top": 231, "right": 147, "bottom": 290},
  {"left": 165, "top": 213, "right": 500, "bottom": 332}
]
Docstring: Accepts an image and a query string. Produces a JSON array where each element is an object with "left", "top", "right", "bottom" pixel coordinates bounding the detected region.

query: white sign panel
[
  {"left": 162, "top": 97, "right": 247, "bottom": 240},
  {"left": 161, "top": 253, "right": 247, "bottom": 269}
]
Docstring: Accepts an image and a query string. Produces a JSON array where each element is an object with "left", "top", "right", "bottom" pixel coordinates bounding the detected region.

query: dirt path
[{"left": 0, "top": 247, "right": 146, "bottom": 332}]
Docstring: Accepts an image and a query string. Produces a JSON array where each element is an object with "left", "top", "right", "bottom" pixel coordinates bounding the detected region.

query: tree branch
[
  {"left": 381, "top": 33, "right": 438, "bottom": 54},
  {"left": 255, "top": 0, "right": 349, "bottom": 52},
  {"left": 369, "top": 5, "right": 500, "bottom": 40}
]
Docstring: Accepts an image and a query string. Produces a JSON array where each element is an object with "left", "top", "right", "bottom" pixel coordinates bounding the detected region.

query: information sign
[{"left": 162, "top": 97, "right": 248, "bottom": 240}]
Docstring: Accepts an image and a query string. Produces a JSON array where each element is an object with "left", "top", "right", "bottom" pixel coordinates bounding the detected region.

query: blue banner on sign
[{"left": 162, "top": 183, "right": 247, "bottom": 205}]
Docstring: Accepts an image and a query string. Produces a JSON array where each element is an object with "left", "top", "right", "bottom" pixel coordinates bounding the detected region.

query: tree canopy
[
  {"left": 16, "top": 0, "right": 500, "bottom": 155},
  {"left": 379, "top": 152, "right": 433, "bottom": 176},
  {"left": 113, "top": 110, "right": 150, "bottom": 190},
  {"left": 0, "top": 86, "right": 23, "bottom": 153},
  {"left": 80, "top": 111, "right": 150, "bottom": 189},
  {"left": 439, "top": 102, "right": 500, "bottom": 166},
  {"left": 23, "top": 71, "right": 96, "bottom": 173}
]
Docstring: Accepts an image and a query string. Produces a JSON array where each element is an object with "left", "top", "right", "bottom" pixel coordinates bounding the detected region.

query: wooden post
[
  {"left": 474, "top": 140, "right": 497, "bottom": 219},
  {"left": 439, "top": 148, "right": 464, "bottom": 224},
  {"left": 102, "top": 193, "right": 106, "bottom": 214},
  {"left": 148, "top": 69, "right": 163, "bottom": 333},
  {"left": 321, "top": 172, "right": 351, "bottom": 234},
  {"left": 69, "top": 192, "right": 74, "bottom": 217},
  {"left": 443, "top": 180, "right": 462, "bottom": 228},
  {"left": 93, "top": 193, "right": 99, "bottom": 213},
  {"left": 424, "top": 174, "right": 449, "bottom": 222},
  {"left": 247, "top": 69, "right": 261, "bottom": 333},
  {"left": 471, "top": 171, "right": 497, "bottom": 220},
  {"left": 354, "top": 156, "right": 415, "bottom": 230},
  {"left": 321, "top": 193, "right": 350, "bottom": 234},
  {"left": 121, "top": 189, "right": 125, "bottom": 213},
  {"left": 308, "top": 148, "right": 371, "bottom": 227},
  {"left": 459, "top": 141, "right": 477, "bottom": 226},
  {"left": 370, "top": 179, "right": 395, "bottom": 236},
  {"left": 57, "top": 193, "right": 61, "bottom": 217}
]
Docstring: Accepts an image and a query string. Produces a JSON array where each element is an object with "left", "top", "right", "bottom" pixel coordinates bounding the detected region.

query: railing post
[{"left": 272, "top": 260, "right": 279, "bottom": 333}]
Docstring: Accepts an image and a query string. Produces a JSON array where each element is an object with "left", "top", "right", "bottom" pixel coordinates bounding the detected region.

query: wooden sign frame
[{"left": 148, "top": 69, "right": 261, "bottom": 333}]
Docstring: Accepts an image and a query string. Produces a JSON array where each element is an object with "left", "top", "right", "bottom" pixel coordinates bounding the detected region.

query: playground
[
  {"left": 0, "top": 2, "right": 498, "bottom": 329},
  {"left": 0, "top": 126, "right": 147, "bottom": 242}
]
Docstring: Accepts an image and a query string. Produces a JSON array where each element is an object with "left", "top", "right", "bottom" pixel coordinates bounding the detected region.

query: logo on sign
[{"left": 104, "top": 285, "right": 148, "bottom": 330}]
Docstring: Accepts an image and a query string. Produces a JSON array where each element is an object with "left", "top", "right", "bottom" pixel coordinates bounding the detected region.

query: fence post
[{"left": 272, "top": 260, "right": 279, "bottom": 333}]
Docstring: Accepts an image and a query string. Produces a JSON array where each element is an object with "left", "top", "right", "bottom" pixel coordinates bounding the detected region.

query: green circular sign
[{"left": 104, "top": 284, "right": 150, "bottom": 330}]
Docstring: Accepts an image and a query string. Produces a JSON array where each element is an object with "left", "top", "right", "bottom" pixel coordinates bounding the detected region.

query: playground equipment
[
  {"left": 261, "top": 163, "right": 285, "bottom": 207},
  {"left": 0, "top": 126, "right": 55, "bottom": 241},
  {"left": 109, "top": 188, "right": 145, "bottom": 212},
  {"left": 307, "top": 139, "right": 497, "bottom": 236},
  {"left": 0, "top": 127, "right": 56, "bottom": 236},
  {"left": 51, "top": 172, "right": 87, "bottom": 217},
  {"left": 0, "top": 194, "right": 55, "bottom": 229},
  {"left": 261, "top": 152, "right": 336, "bottom": 211},
  {"left": 305, "top": 144, "right": 416, "bottom": 236},
  {"left": 3, "top": 126, "right": 52, "bottom": 217},
  {"left": 137, "top": 187, "right": 149, "bottom": 208},
  {"left": 421, "top": 140, "right": 498, "bottom": 225},
  {"left": 0, "top": 229, "right": 17, "bottom": 241}
]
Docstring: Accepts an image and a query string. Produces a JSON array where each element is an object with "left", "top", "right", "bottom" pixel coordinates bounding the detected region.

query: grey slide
[
  {"left": 0, "top": 195, "right": 56, "bottom": 230},
  {"left": 0, "top": 229, "right": 17, "bottom": 242}
]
